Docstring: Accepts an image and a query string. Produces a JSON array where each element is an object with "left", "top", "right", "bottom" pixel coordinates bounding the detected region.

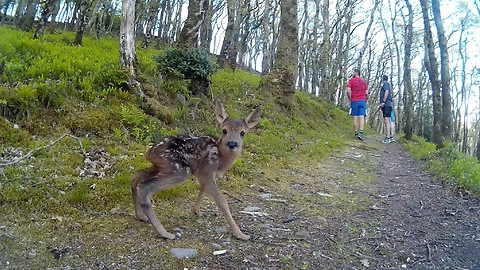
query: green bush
[
  {"left": 155, "top": 47, "right": 219, "bottom": 81},
  {"left": 402, "top": 135, "right": 480, "bottom": 194}
]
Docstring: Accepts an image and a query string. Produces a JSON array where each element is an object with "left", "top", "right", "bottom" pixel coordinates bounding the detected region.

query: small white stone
[{"left": 213, "top": 250, "right": 227, "bottom": 256}]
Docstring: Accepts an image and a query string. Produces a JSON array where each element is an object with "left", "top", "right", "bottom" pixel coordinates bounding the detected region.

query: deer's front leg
[
  {"left": 193, "top": 182, "right": 205, "bottom": 216},
  {"left": 204, "top": 179, "right": 250, "bottom": 240}
]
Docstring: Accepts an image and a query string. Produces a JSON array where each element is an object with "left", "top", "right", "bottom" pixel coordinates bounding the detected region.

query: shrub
[
  {"left": 402, "top": 135, "right": 480, "bottom": 194},
  {"left": 156, "top": 47, "right": 219, "bottom": 81}
]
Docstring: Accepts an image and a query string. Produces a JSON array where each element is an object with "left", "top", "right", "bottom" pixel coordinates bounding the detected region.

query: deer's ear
[
  {"left": 215, "top": 99, "right": 228, "bottom": 124},
  {"left": 245, "top": 107, "right": 261, "bottom": 129}
]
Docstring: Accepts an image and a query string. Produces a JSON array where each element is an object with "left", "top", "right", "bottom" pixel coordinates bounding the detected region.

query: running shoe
[{"left": 356, "top": 132, "right": 365, "bottom": 141}]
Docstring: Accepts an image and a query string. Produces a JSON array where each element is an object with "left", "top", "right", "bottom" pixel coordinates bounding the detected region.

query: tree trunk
[
  {"left": 431, "top": 0, "right": 452, "bottom": 141},
  {"left": 420, "top": 0, "right": 443, "bottom": 148},
  {"left": 75, "top": 0, "right": 89, "bottom": 45},
  {"left": 403, "top": 0, "right": 413, "bottom": 140},
  {"left": 199, "top": 0, "right": 212, "bottom": 49},
  {"left": 13, "top": 0, "right": 26, "bottom": 24},
  {"left": 120, "top": 0, "right": 145, "bottom": 98},
  {"left": 48, "top": 0, "right": 61, "bottom": 32},
  {"left": 263, "top": 0, "right": 298, "bottom": 110},
  {"left": 218, "top": 0, "right": 236, "bottom": 67},
  {"left": 22, "top": 0, "right": 37, "bottom": 30},
  {"left": 177, "top": 0, "right": 207, "bottom": 48},
  {"left": 70, "top": 0, "right": 81, "bottom": 30},
  {"left": 356, "top": 0, "right": 379, "bottom": 68},
  {"left": 33, "top": 0, "right": 56, "bottom": 39},
  {"left": 477, "top": 85, "right": 480, "bottom": 160},
  {"left": 261, "top": 0, "right": 271, "bottom": 74},
  {"left": 141, "top": 0, "right": 161, "bottom": 48}
]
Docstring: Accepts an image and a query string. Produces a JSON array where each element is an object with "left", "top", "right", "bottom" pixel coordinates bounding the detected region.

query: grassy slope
[
  {"left": 401, "top": 135, "right": 480, "bottom": 194},
  {"left": 0, "top": 27, "right": 354, "bottom": 268}
]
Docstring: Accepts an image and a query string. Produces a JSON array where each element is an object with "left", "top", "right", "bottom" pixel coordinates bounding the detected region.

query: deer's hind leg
[
  {"left": 131, "top": 166, "right": 158, "bottom": 222},
  {"left": 136, "top": 165, "right": 190, "bottom": 240}
]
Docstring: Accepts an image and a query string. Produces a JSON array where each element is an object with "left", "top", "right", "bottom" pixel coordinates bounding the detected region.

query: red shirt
[{"left": 347, "top": 77, "right": 368, "bottom": 101}]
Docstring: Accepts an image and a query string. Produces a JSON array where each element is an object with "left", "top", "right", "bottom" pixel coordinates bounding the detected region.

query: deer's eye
[
  {"left": 222, "top": 129, "right": 228, "bottom": 135},
  {"left": 240, "top": 131, "right": 245, "bottom": 137}
]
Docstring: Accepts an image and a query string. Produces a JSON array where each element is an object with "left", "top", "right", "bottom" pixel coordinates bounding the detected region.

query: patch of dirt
[{"left": 1, "top": 136, "right": 479, "bottom": 269}]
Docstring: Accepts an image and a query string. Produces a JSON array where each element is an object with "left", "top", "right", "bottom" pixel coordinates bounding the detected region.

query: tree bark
[
  {"left": 420, "top": 0, "right": 443, "bottom": 148},
  {"left": 177, "top": 0, "right": 207, "bottom": 48},
  {"left": 21, "top": 0, "right": 37, "bottom": 30},
  {"left": 13, "top": 0, "right": 26, "bottom": 24},
  {"left": 141, "top": 0, "right": 161, "bottom": 48},
  {"left": 263, "top": 0, "right": 298, "bottom": 109},
  {"left": 403, "top": 0, "right": 413, "bottom": 140},
  {"left": 48, "top": 0, "right": 61, "bottom": 32},
  {"left": 33, "top": 0, "right": 56, "bottom": 39},
  {"left": 120, "top": 0, "right": 145, "bottom": 98},
  {"left": 261, "top": 0, "right": 271, "bottom": 74},
  {"left": 431, "top": 0, "right": 452, "bottom": 141},
  {"left": 477, "top": 85, "right": 480, "bottom": 160},
  {"left": 199, "top": 0, "right": 212, "bottom": 49},
  {"left": 75, "top": 0, "right": 89, "bottom": 45},
  {"left": 218, "top": 0, "right": 237, "bottom": 67}
]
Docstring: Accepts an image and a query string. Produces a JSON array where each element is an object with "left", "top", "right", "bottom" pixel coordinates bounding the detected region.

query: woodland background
[{"left": 1, "top": 0, "right": 479, "bottom": 157}]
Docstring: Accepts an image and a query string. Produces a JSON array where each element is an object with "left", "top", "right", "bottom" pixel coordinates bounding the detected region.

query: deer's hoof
[
  {"left": 136, "top": 214, "right": 149, "bottom": 222},
  {"left": 193, "top": 208, "right": 202, "bottom": 217},
  {"left": 236, "top": 233, "right": 251, "bottom": 241},
  {"left": 161, "top": 232, "right": 176, "bottom": 240}
]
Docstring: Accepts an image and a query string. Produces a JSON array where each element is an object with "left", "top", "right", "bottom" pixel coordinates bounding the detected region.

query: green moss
[{"left": 401, "top": 135, "right": 480, "bottom": 194}]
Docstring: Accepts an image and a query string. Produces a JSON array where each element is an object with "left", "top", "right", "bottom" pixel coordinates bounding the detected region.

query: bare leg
[
  {"left": 204, "top": 180, "right": 250, "bottom": 240},
  {"left": 359, "top": 116, "right": 365, "bottom": 131},
  {"left": 353, "top": 116, "right": 359, "bottom": 131},
  {"left": 384, "top": 117, "right": 391, "bottom": 137}
]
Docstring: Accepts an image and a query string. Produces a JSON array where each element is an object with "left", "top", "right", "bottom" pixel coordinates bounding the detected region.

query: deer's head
[{"left": 215, "top": 100, "right": 261, "bottom": 155}]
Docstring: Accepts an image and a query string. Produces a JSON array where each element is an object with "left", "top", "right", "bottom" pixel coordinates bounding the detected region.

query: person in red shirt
[{"left": 346, "top": 69, "right": 368, "bottom": 141}]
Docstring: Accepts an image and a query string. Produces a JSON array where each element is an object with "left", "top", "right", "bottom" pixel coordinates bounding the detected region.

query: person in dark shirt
[
  {"left": 379, "top": 75, "right": 394, "bottom": 143},
  {"left": 346, "top": 68, "right": 368, "bottom": 141}
]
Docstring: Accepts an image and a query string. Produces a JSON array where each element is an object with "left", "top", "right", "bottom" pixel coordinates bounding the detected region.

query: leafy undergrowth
[
  {"left": 0, "top": 26, "right": 359, "bottom": 268},
  {"left": 401, "top": 135, "right": 480, "bottom": 194}
]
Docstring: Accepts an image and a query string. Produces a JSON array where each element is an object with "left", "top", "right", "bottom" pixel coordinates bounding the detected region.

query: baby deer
[{"left": 131, "top": 100, "right": 261, "bottom": 240}]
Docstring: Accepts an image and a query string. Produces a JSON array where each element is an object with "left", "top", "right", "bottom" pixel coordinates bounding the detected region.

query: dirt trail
[
  {"left": 204, "top": 135, "right": 480, "bottom": 269},
  {"left": 2, "top": 136, "right": 479, "bottom": 269},
  {"left": 359, "top": 137, "right": 480, "bottom": 269},
  {"left": 171, "top": 135, "right": 480, "bottom": 270}
]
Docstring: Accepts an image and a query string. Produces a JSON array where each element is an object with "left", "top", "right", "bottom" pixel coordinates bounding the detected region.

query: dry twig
[
  {"left": 0, "top": 133, "right": 86, "bottom": 168},
  {"left": 221, "top": 190, "right": 244, "bottom": 202}
]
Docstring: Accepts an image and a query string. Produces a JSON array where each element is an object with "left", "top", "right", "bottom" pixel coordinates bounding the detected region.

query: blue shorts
[{"left": 350, "top": 100, "right": 366, "bottom": 116}]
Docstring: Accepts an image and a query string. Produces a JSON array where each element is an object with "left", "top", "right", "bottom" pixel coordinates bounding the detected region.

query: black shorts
[{"left": 382, "top": 106, "right": 392, "bottom": 118}]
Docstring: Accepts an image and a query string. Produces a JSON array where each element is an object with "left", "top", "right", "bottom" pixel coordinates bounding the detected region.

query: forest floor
[{"left": 1, "top": 135, "right": 479, "bottom": 269}]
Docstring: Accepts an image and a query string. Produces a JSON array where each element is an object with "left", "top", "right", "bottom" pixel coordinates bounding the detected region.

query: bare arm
[
  {"left": 346, "top": 87, "right": 352, "bottom": 101},
  {"left": 382, "top": 90, "right": 389, "bottom": 103}
]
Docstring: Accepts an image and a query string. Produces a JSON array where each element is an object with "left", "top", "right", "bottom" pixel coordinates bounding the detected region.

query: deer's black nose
[{"left": 227, "top": 141, "right": 238, "bottom": 149}]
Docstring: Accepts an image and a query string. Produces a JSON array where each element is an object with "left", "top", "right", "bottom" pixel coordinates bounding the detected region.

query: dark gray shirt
[{"left": 380, "top": 82, "right": 393, "bottom": 107}]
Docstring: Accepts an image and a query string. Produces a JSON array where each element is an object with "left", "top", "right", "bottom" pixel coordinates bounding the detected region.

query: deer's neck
[{"left": 217, "top": 146, "right": 241, "bottom": 175}]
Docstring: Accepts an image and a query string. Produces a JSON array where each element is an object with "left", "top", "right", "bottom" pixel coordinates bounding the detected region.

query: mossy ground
[{"left": 400, "top": 135, "right": 480, "bottom": 194}]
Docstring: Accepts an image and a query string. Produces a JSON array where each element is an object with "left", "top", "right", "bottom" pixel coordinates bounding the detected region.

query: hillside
[{"left": 0, "top": 27, "right": 356, "bottom": 268}]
